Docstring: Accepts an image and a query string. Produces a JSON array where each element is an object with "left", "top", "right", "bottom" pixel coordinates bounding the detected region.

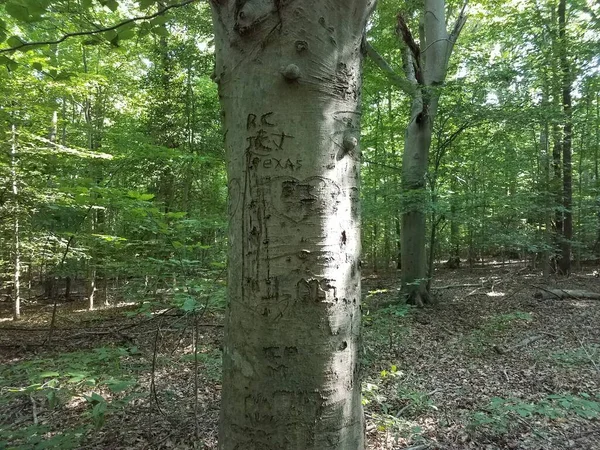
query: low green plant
[
  {"left": 551, "top": 344, "right": 600, "bottom": 368},
  {"left": 181, "top": 349, "right": 222, "bottom": 381},
  {"left": 362, "top": 365, "right": 429, "bottom": 443},
  {"left": 0, "top": 345, "right": 143, "bottom": 448},
  {"left": 469, "top": 393, "right": 600, "bottom": 436},
  {"left": 0, "top": 424, "right": 87, "bottom": 450}
]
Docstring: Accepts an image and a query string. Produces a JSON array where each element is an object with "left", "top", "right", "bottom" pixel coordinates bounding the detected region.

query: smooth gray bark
[
  {"left": 367, "top": 2, "right": 466, "bottom": 306},
  {"left": 211, "top": 1, "right": 373, "bottom": 448},
  {"left": 399, "top": 1, "right": 466, "bottom": 306}
]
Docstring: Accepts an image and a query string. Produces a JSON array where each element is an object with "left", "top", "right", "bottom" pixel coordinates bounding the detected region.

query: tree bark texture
[{"left": 211, "top": 1, "right": 374, "bottom": 449}]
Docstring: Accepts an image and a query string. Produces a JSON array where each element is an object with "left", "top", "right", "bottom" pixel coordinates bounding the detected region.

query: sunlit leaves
[
  {"left": 0, "top": 55, "right": 18, "bottom": 71},
  {"left": 98, "top": 0, "right": 119, "bottom": 12}
]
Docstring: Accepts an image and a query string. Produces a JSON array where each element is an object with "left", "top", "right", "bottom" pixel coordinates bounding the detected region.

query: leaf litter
[{"left": 0, "top": 265, "right": 598, "bottom": 449}]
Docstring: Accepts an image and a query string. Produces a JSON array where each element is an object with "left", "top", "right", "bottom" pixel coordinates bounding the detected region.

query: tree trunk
[
  {"left": 65, "top": 276, "right": 71, "bottom": 301},
  {"left": 211, "top": 1, "right": 372, "bottom": 448},
  {"left": 399, "top": 1, "right": 466, "bottom": 306},
  {"left": 88, "top": 267, "right": 96, "bottom": 310},
  {"left": 595, "top": 93, "right": 600, "bottom": 256},
  {"left": 11, "top": 123, "right": 21, "bottom": 321},
  {"left": 557, "top": 0, "right": 572, "bottom": 275},
  {"left": 541, "top": 123, "right": 552, "bottom": 280}
]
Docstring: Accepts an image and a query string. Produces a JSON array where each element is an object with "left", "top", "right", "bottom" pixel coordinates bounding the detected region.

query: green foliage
[
  {"left": 551, "top": 345, "right": 600, "bottom": 368},
  {"left": 469, "top": 393, "right": 600, "bottom": 437},
  {"left": 0, "top": 424, "right": 87, "bottom": 450},
  {"left": 181, "top": 349, "right": 222, "bottom": 382},
  {"left": 0, "top": 346, "right": 144, "bottom": 447},
  {"left": 362, "top": 365, "right": 431, "bottom": 442}
]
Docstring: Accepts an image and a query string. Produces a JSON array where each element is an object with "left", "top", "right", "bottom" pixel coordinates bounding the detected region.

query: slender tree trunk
[
  {"left": 557, "top": 0, "right": 572, "bottom": 275},
  {"left": 449, "top": 177, "right": 459, "bottom": 262},
  {"left": 88, "top": 266, "right": 96, "bottom": 310},
  {"left": 211, "top": 1, "right": 372, "bottom": 448},
  {"left": 552, "top": 125, "right": 562, "bottom": 253},
  {"left": 11, "top": 123, "right": 21, "bottom": 321},
  {"left": 541, "top": 123, "right": 552, "bottom": 280},
  {"left": 575, "top": 96, "right": 589, "bottom": 270},
  {"left": 595, "top": 93, "right": 600, "bottom": 255},
  {"left": 395, "top": 216, "right": 401, "bottom": 270},
  {"left": 65, "top": 276, "right": 71, "bottom": 301}
]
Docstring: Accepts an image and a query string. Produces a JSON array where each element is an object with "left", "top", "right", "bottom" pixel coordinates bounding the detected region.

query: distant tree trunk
[
  {"left": 595, "top": 93, "right": 600, "bottom": 256},
  {"left": 399, "top": 1, "right": 466, "bottom": 306},
  {"left": 449, "top": 178, "right": 460, "bottom": 261},
  {"left": 575, "top": 95, "right": 589, "bottom": 270},
  {"left": 557, "top": 0, "right": 572, "bottom": 275},
  {"left": 65, "top": 276, "right": 72, "bottom": 301},
  {"left": 541, "top": 122, "right": 552, "bottom": 280},
  {"left": 211, "top": 1, "right": 372, "bottom": 448},
  {"left": 395, "top": 216, "right": 402, "bottom": 269},
  {"left": 88, "top": 267, "right": 96, "bottom": 310},
  {"left": 11, "top": 123, "right": 21, "bottom": 321}
]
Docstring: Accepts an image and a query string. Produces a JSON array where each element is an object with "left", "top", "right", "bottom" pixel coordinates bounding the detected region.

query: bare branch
[
  {"left": 364, "top": 41, "right": 416, "bottom": 96},
  {"left": 396, "top": 13, "right": 423, "bottom": 85},
  {"left": 0, "top": 0, "right": 198, "bottom": 54},
  {"left": 448, "top": 1, "right": 468, "bottom": 55}
]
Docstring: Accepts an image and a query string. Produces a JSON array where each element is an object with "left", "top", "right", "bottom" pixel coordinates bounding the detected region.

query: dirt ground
[{"left": 1, "top": 265, "right": 599, "bottom": 449}]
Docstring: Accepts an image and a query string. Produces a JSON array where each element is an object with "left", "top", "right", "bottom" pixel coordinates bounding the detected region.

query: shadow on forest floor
[{"left": 1, "top": 266, "right": 599, "bottom": 449}]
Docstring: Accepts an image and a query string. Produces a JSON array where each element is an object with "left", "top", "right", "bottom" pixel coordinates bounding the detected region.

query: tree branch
[
  {"left": 365, "top": 41, "right": 416, "bottom": 96},
  {"left": 0, "top": 0, "right": 198, "bottom": 54},
  {"left": 396, "top": 13, "right": 424, "bottom": 85},
  {"left": 447, "top": 0, "right": 468, "bottom": 62}
]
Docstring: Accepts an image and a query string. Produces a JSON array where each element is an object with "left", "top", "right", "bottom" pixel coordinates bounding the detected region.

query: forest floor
[{"left": 1, "top": 264, "right": 599, "bottom": 449}]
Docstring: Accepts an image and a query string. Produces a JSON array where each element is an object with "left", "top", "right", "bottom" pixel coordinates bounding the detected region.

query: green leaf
[
  {"left": 7, "top": 35, "right": 24, "bottom": 49},
  {"left": 105, "top": 379, "right": 135, "bottom": 393},
  {"left": 127, "top": 191, "right": 155, "bottom": 201},
  {"left": 100, "top": 0, "right": 119, "bottom": 11},
  {"left": 139, "top": 0, "right": 156, "bottom": 8},
  {"left": 39, "top": 371, "right": 60, "bottom": 378},
  {"left": 166, "top": 211, "right": 187, "bottom": 219},
  {"left": 152, "top": 25, "right": 169, "bottom": 37},
  {"left": 137, "top": 22, "right": 152, "bottom": 37},
  {"left": 0, "top": 56, "right": 19, "bottom": 71},
  {"left": 103, "top": 29, "right": 118, "bottom": 42},
  {"left": 182, "top": 297, "right": 198, "bottom": 312},
  {"left": 5, "top": 2, "right": 29, "bottom": 22},
  {"left": 55, "top": 71, "right": 75, "bottom": 81},
  {"left": 150, "top": 16, "right": 169, "bottom": 26},
  {"left": 89, "top": 392, "right": 105, "bottom": 404},
  {"left": 32, "top": 62, "right": 43, "bottom": 71},
  {"left": 81, "top": 0, "right": 93, "bottom": 8},
  {"left": 118, "top": 28, "right": 136, "bottom": 40}
]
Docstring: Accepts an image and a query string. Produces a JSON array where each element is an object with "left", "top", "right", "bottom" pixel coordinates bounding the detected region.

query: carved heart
[{"left": 269, "top": 176, "right": 341, "bottom": 223}]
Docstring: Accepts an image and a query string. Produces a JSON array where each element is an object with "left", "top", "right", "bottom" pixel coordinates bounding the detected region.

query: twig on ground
[
  {"left": 433, "top": 283, "right": 483, "bottom": 289},
  {"left": 573, "top": 332, "right": 599, "bottom": 372},
  {"left": 493, "top": 335, "right": 545, "bottom": 355},
  {"left": 30, "top": 395, "right": 38, "bottom": 425}
]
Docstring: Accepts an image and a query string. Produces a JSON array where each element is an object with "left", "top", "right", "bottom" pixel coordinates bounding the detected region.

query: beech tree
[
  {"left": 367, "top": 1, "right": 466, "bottom": 306},
  {"left": 210, "top": 0, "right": 374, "bottom": 448}
]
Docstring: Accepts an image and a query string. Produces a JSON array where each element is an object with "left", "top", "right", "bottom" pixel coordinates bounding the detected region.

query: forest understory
[{"left": 1, "top": 264, "right": 599, "bottom": 450}]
